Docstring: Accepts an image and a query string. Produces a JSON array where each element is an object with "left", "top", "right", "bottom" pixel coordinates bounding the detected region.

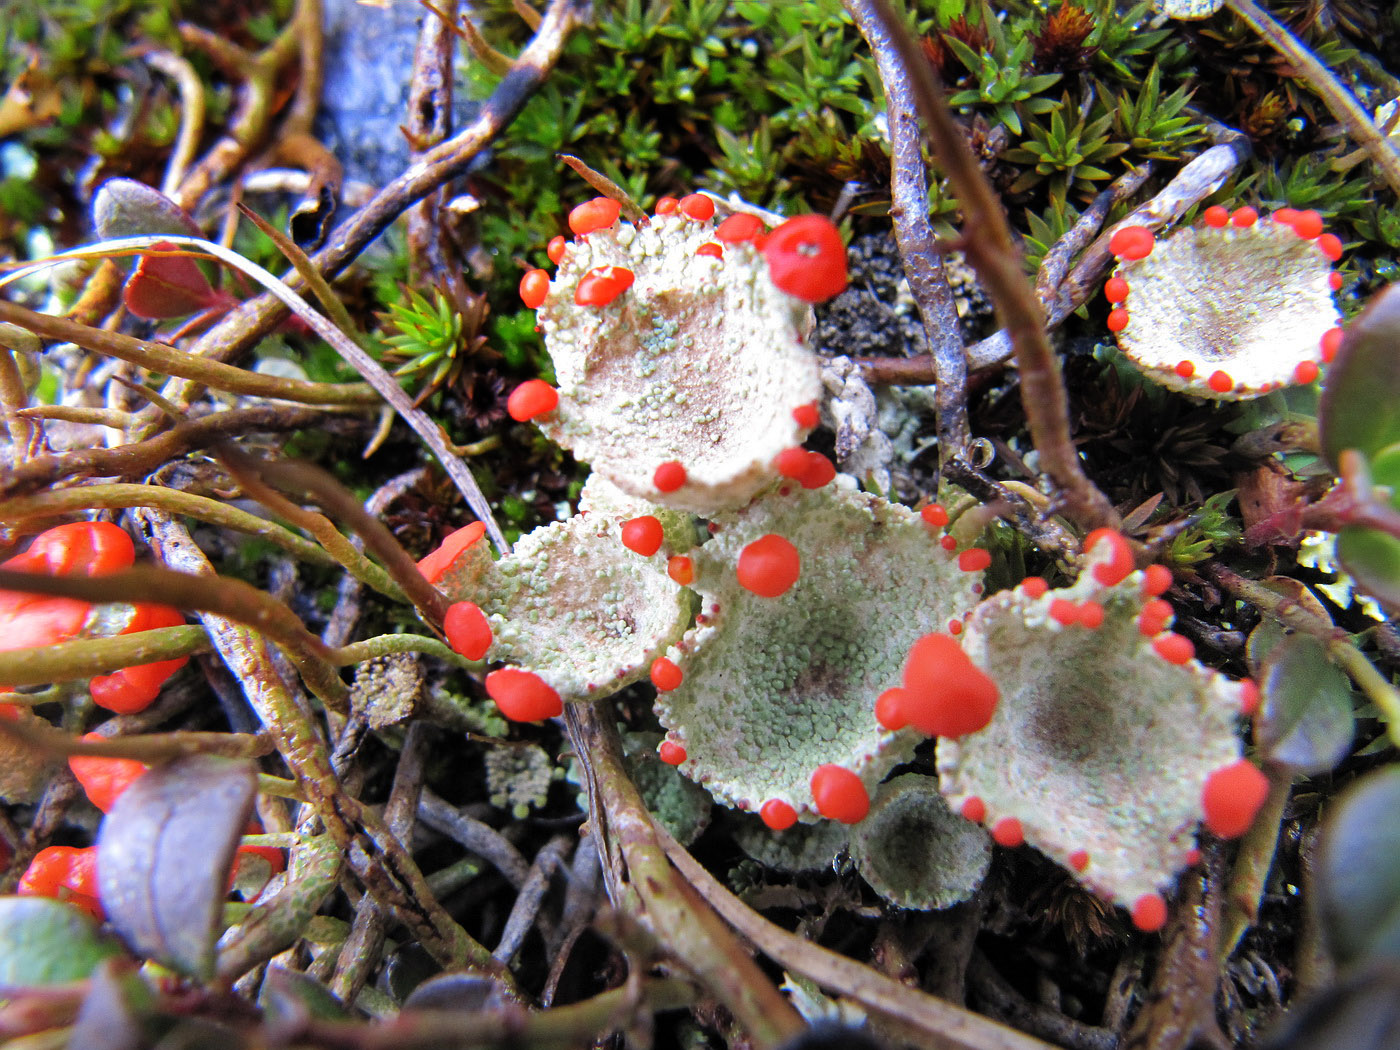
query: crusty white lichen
[
  {"left": 1111, "top": 215, "right": 1340, "bottom": 399},
  {"left": 850, "top": 773, "right": 991, "bottom": 910},
  {"left": 535, "top": 213, "right": 822, "bottom": 514},
  {"left": 655, "top": 477, "right": 983, "bottom": 821},
  {"left": 429, "top": 487, "right": 693, "bottom": 702},
  {"left": 937, "top": 541, "right": 1251, "bottom": 910}
]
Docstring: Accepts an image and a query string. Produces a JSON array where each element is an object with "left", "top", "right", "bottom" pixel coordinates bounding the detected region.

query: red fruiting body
[
  {"left": 418, "top": 522, "right": 486, "bottom": 584},
  {"left": 18, "top": 845, "right": 103, "bottom": 920},
  {"left": 799, "top": 451, "right": 835, "bottom": 489},
  {"left": 874, "top": 687, "right": 909, "bottom": 731},
  {"left": 650, "top": 657, "right": 683, "bottom": 691},
  {"left": 960, "top": 796, "right": 986, "bottom": 823},
  {"left": 736, "top": 534, "right": 801, "bottom": 597},
  {"left": 1021, "top": 576, "right": 1049, "bottom": 598},
  {"left": 507, "top": 378, "right": 559, "bottom": 422},
  {"left": 653, "top": 461, "right": 687, "bottom": 492},
  {"left": 679, "top": 193, "right": 715, "bottom": 221},
  {"left": 1317, "top": 233, "right": 1343, "bottom": 261},
  {"left": 1141, "top": 564, "right": 1172, "bottom": 597},
  {"left": 792, "top": 402, "right": 820, "bottom": 429},
  {"left": 667, "top": 556, "right": 695, "bottom": 586},
  {"left": 948, "top": 619, "right": 962, "bottom": 635},
  {"left": 1068, "top": 849, "right": 1090, "bottom": 871},
  {"left": 1107, "top": 308, "right": 1129, "bottom": 333},
  {"left": 1207, "top": 370, "right": 1233, "bottom": 394},
  {"left": 1329, "top": 271, "right": 1344, "bottom": 291},
  {"left": 1137, "top": 598, "right": 1173, "bottom": 637},
  {"left": 485, "top": 669, "right": 562, "bottom": 722},
  {"left": 1203, "top": 205, "right": 1230, "bottom": 228},
  {"left": 568, "top": 197, "right": 621, "bottom": 235},
  {"left": 940, "top": 535, "right": 958, "bottom": 551},
  {"left": 1109, "top": 225, "right": 1154, "bottom": 261},
  {"left": 658, "top": 740, "right": 687, "bottom": 765},
  {"left": 1185, "top": 847, "right": 1202, "bottom": 866},
  {"left": 761, "top": 799, "right": 798, "bottom": 831},
  {"left": 1050, "top": 599, "right": 1079, "bottom": 626},
  {"left": 716, "top": 213, "right": 764, "bottom": 244},
  {"left": 1294, "top": 360, "right": 1320, "bottom": 385},
  {"left": 69, "top": 735, "right": 147, "bottom": 813},
  {"left": 763, "top": 214, "right": 848, "bottom": 302},
  {"left": 1132, "top": 893, "right": 1168, "bottom": 933},
  {"left": 1175, "top": 360, "right": 1195, "bottom": 378},
  {"left": 655, "top": 196, "right": 679, "bottom": 215},
  {"left": 992, "top": 817, "right": 1024, "bottom": 847},
  {"left": 1231, "top": 206, "right": 1258, "bottom": 227},
  {"left": 620, "top": 516, "right": 664, "bottom": 556},
  {"left": 958, "top": 548, "right": 991, "bottom": 573},
  {"left": 1201, "top": 759, "right": 1269, "bottom": 838},
  {"left": 921, "top": 504, "right": 949, "bottom": 528},
  {"left": 519, "top": 269, "right": 550, "bottom": 308},
  {"left": 901, "top": 633, "right": 999, "bottom": 738},
  {"left": 1078, "top": 601, "right": 1105, "bottom": 629},
  {"left": 547, "top": 236, "right": 567, "bottom": 264},
  {"left": 810, "top": 764, "right": 869, "bottom": 824},
  {"left": 444, "top": 601, "right": 492, "bottom": 661},
  {"left": 1320, "top": 327, "right": 1343, "bottom": 363},
  {"left": 695, "top": 242, "right": 723, "bottom": 259},
  {"left": 8, "top": 521, "right": 134, "bottom": 577},
  {"left": 88, "top": 602, "right": 188, "bottom": 714},
  {"left": 574, "top": 265, "right": 635, "bottom": 307},
  {"left": 1238, "top": 679, "right": 1261, "bottom": 716},
  {"left": 1152, "top": 632, "right": 1194, "bottom": 664},
  {"left": 1086, "top": 528, "right": 1134, "bottom": 587},
  {"left": 775, "top": 447, "right": 810, "bottom": 479},
  {"left": 1292, "top": 210, "right": 1323, "bottom": 239},
  {"left": 1273, "top": 207, "right": 1299, "bottom": 226},
  {"left": 1104, "top": 276, "right": 1129, "bottom": 302}
]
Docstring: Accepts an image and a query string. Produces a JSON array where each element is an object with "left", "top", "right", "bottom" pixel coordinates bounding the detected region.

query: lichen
[{"left": 485, "top": 743, "right": 558, "bottom": 819}]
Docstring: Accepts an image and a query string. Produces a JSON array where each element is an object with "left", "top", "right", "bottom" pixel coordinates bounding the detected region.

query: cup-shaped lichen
[
  {"left": 531, "top": 203, "right": 827, "bottom": 514},
  {"left": 653, "top": 477, "right": 985, "bottom": 826},
  {"left": 933, "top": 533, "right": 1260, "bottom": 930},
  {"left": 1106, "top": 207, "right": 1343, "bottom": 399}
]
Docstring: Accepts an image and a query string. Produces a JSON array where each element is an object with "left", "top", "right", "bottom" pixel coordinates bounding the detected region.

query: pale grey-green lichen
[
  {"left": 850, "top": 774, "right": 990, "bottom": 911},
  {"left": 536, "top": 212, "right": 822, "bottom": 514},
  {"left": 937, "top": 542, "right": 1252, "bottom": 909},
  {"left": 485, "top": 743, "right": 558, "bottom": 819},
  {"left": 1111, "top": 215, "right": 1339, "bottom": 399},
  {"left": 655, "top": 477, "right": 983, "bottom": 821}
]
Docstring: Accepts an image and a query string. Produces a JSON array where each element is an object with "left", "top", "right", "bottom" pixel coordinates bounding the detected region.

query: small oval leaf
[
  {"left": 1337, "top": 525, "right": 1400, "bottom": 615},
  {"left": 1320, "top": 284, "right": 1400, "bottom": 469},
  {"left": 1314, "top": 766, "right": 1400, "bottom": 967},
  {"left": 97, "top": 754, "right": 257, "bottom": 979},
  {"left": 92, "top": 179, "right": 201, "bottom": 242},
  {"left": 1257, "top": 633, "right": 1355, "bottom": 774},
  {"left": 0, "top": 896, "right": 123, "bottom": 986}
]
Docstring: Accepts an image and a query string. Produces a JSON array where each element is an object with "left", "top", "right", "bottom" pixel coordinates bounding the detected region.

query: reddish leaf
[{"left": 122, "top": 242, "right": 222, "bottom": 319}]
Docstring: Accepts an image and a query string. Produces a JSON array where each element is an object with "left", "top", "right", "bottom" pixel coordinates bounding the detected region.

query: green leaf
[
  {"left": 1321, "top": 284, "right": 1400, "bottom": 468},
  {"left": 0, "top": 896, "right": 123, "bottom": 986},
  {"left": 1336, "top": 525, "right": 1400, "bottom": 613},
  {"left": 1256, "top": 633, "right": 1355, "bottom": 774},
  {"left": 1314, "top": 766, "right": 1400, "bottom": 966}
]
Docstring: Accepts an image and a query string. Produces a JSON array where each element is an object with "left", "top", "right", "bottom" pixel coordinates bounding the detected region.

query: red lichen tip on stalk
[
  {"left": 679, "top": 193, "right": 715, "bottom": 221},
  {"left": 940, "top": 535, "right": 958, "bottom": 551},
  {"left": 444, "top": 601, "right": 493, "bottom": 661},
  {"left": 1152, "top": 632, "right": 1194, "bottom": 664},
  {"left": 485, "top": 668, "right": 562, "bottom": 722},
  {"left": 1238, "top": 679, "right": 1261, "bottom": 716},
  {"left": 736, "top": 534, "right": 801, "bottom": 597},
  {"left": 418, "top": 522, "right": 486, "bottom": 584},
  {"left": 1231, "top": 206, "right": 1258, "bottom": 227},
  {"left": 1132, "top": 893, "right": 1168, "bottom": 932},
  {"left": 695, "top": 242, "right": 723, "bottom": 259},
  {"left": 667, "top": 555, "right": 694, "bottom": 586},
  {"left": 992, "top": 817, "right": 1024, "bottom": 847},
  {"left": 1291, "top": 209, "right": 1324, "bottom": 239},
  {"left": 658, "top": 739, "right": 687, "bottom": 765},
  {"left": 960, "top": 796, "right": 986, "bottom": 823},
  {"left": 1050, "top": 599, "right": 1080, "bottom": 626},
  {"left": 920, "top": 504, "right": 949, "bottom": 528},
  {"left": 1078, "top": 602, "right": 1105, "bottom": 629},
  {"left": 1201, "top": 759, "right": 1269, "bottom": 838},
  {"left": 507, "top": 379, "right": 559, "bottom": 422},
  {"left": 547, "top": 236, "right": 567, "bottom": 264},
  {"left": 620, "top": 516, "right": 664, "bottom": 557},
  {"left": 1207, "top": 371, "right": 1234, "bottom": 394},
  {"left": 1137, "top": 598, "right": 1173, "bottom": 638},
  {"left": 1068, "top": 849, "right": 1090, "bottom": 872},
  {"left": 874, "top": 687, "right": 909, "bottom": 731},
  {"left": 1294, "top": 360, "right": 1320, "bottom": 385},
  {"left": 763, "top": 214, "right": 847, "bottom": 302},
  {"left": 1203, "top": 205, "right": 1230, "bottom": 228},
  {"left": 568, "top": 197, "right": 621, "bottom": 236},
  {"left": 1086, "top": 528, "right": 1135, "bottom": 587},
  {"left": 1320, "top": 327, "right": 1344, "bottom": 363},
  {"left": 716, "top": 213, "right": 765, "bottom": 244},
  {"left": 1109, "top": 225, "right": 1154, "bottom": 261},
  {"left": 792, "top": 402, "right": 820, "bottom": 429},
  {"left": 519, "top": 269, "right": 550, "bottom": 309},
  {"left": 775, "top": 448, "right": 810, "bottom": 480},
  {"left": 1141, "top": 564, "right": 1172, "bottom": 598},
  {"left": 69, "top": 735, "right": 147, "bottom": 813},
  {"left": 1317, "top": 233, "right": 1343, "bottom": 261},
  {"left": 901, "top": 633, "right": 999, "bottom": 738},
  {"left": 11, "top": 521, "right": 134, "bottom": 577},
  {"left": 653, "top": 461, "right": 687, "bottom": 492},
  {"left": 650, "top": 657, "right": 683, "bottom": 691},
  {"left": 1020, "top": 576, "right": 1049, "bottom": 598},
  {"left": 1175, "top": 360, "right": 1195, "bottom": 379},
  {"left": 1107, "top": 308, "right": 1129, "bottom": 333},
  {"left": 574, "top": 265, "right": 635, "bottom": 307},
  {"left": 810, "top": 764, "right": 869, "bottom": 824},
  {"left": 958, "top": 548, "right": 991, "bottom": 573},
  {"left": 654, "top": 197, "right": 679, "bottom": 216},
  {"left": 761, "top": 799, "right": 798, "bottom": 831},
  {"left": 1104, "top": 276, "right": 1129, "bottom": 303}
]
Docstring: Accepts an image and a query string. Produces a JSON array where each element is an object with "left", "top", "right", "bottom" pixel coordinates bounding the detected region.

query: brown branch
[{"left": 848, "top": 1, "right": 1115, "bottom": 528}]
